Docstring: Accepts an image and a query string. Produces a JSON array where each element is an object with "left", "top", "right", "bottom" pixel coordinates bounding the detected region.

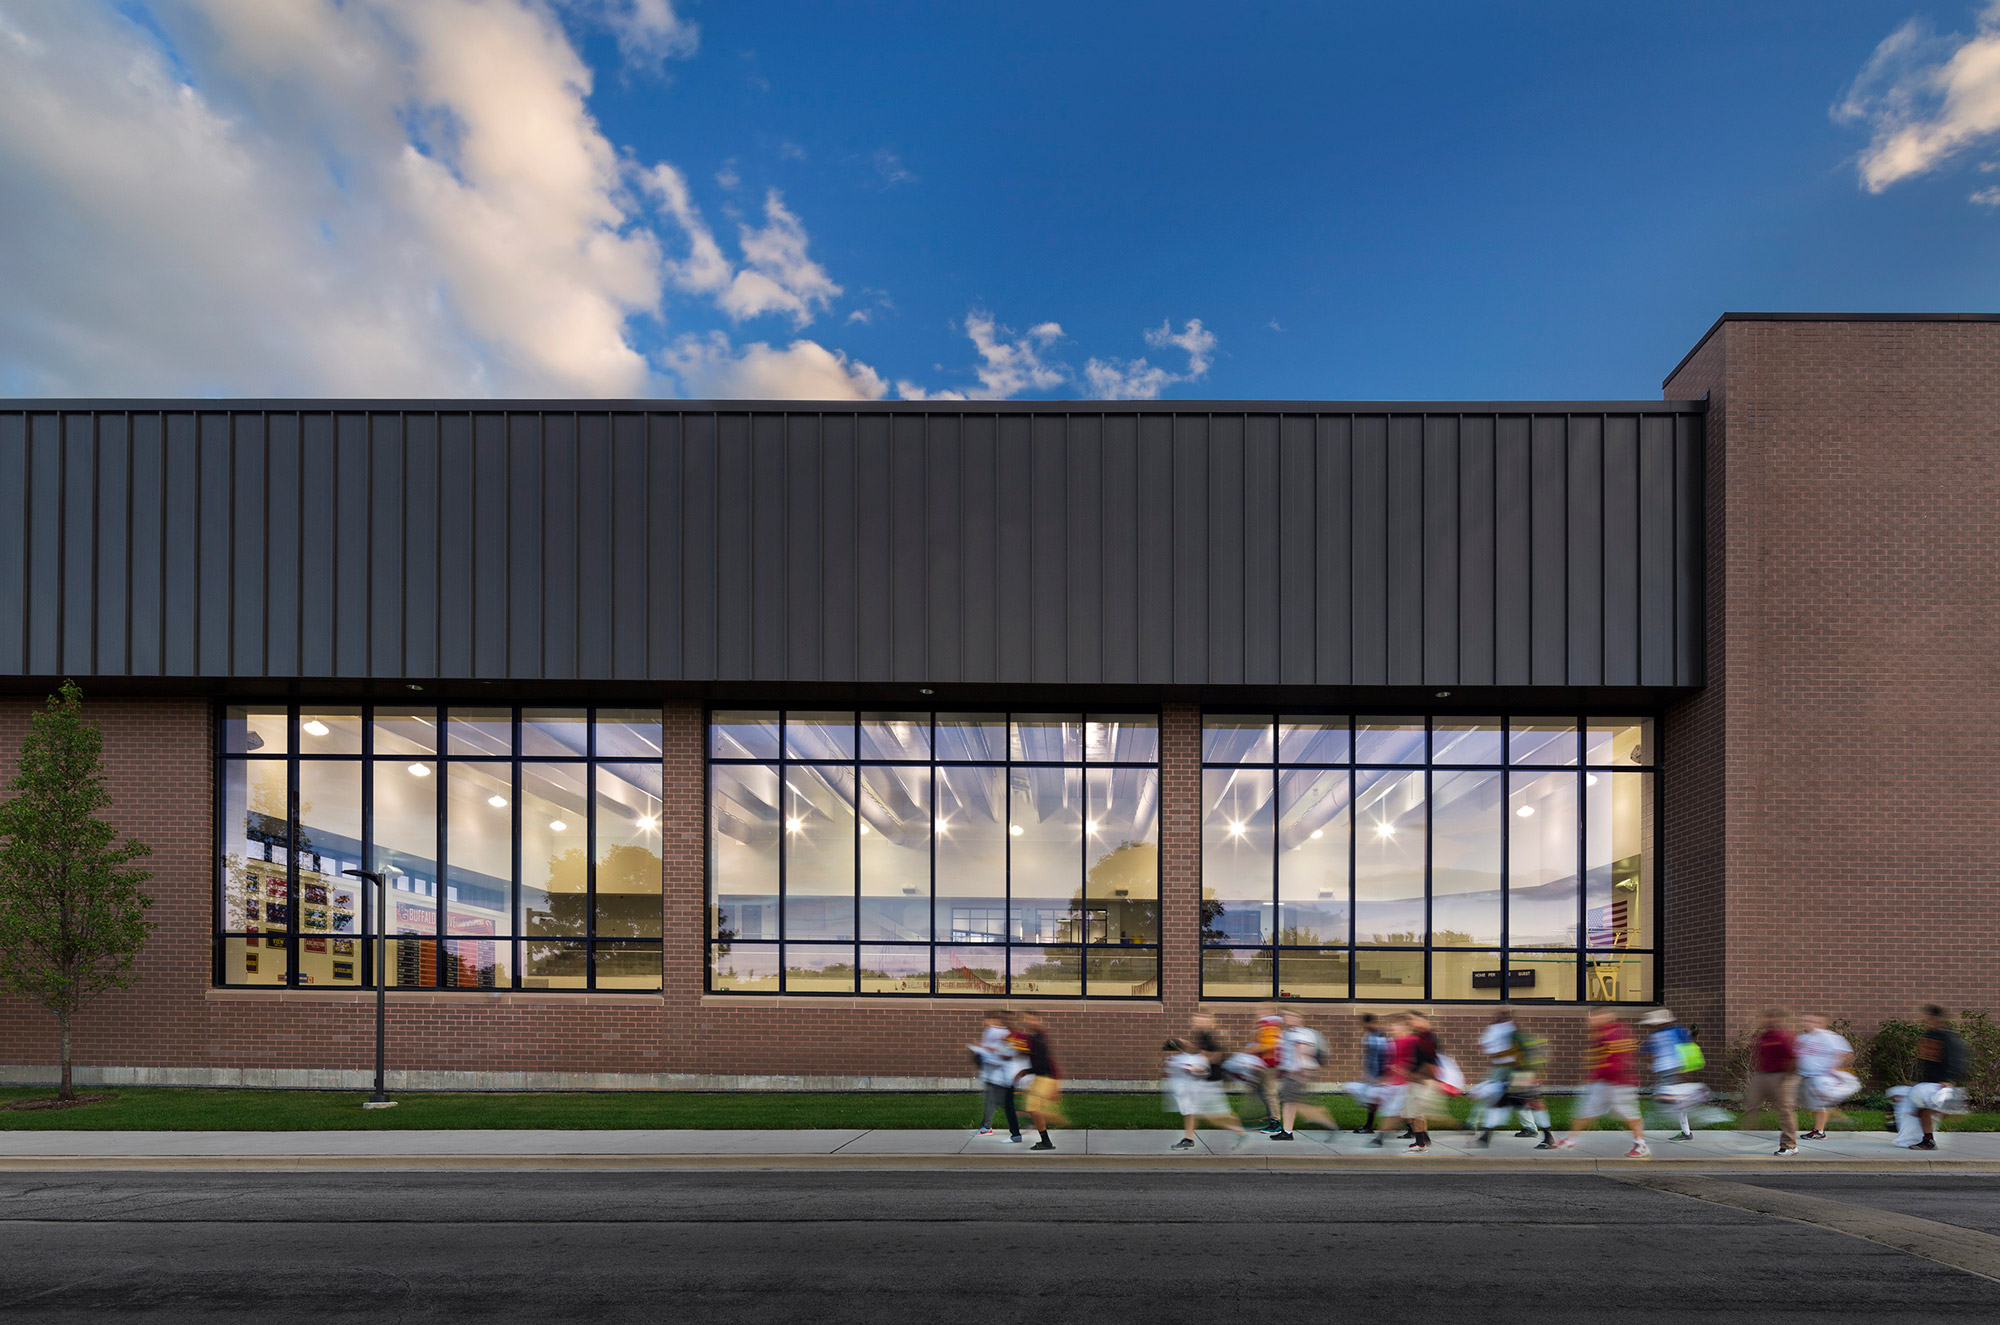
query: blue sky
[{"left": 2, "top": 1, "right": 1997, "bottom": 400}]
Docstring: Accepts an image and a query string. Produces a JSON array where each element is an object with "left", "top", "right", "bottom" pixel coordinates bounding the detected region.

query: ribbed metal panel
[{"left": 0, "top": 401, "right": 1706, "bottom": 689}]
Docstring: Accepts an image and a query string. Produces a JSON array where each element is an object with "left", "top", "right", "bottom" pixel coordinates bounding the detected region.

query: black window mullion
[
  {"left": 288, "top": 705, "right": 300, "bottom": 989},
  {"left": 511, "top": 706, "right": 522, "bottom": 992},
  {"left": 1575, "top": 715, "right": 1587, "bottom": 1002},
  {"left": 1346, "top": 716, "right": 1357, "bottom": 999},
  {"left": 1422, "top": 716, "right": 1433, "bottom": 1001},
  {"left": 776, "top": 710, "right": 787, "bottom": 994},
  {"left": 1268, "top": 723, "right": 1279, "bottom": 1002},
  {"left": 1500, "top": 717, "right": 1512, "bottom": 1004},
  {"left": 585, "top": 706, "right": 596, "bottom": 990},
  {"left": 433, "top": 704, "right": 447, "bottom": 984},
  {"left": 1001, "top": 712, "right": 1011, "bottom": 997}
]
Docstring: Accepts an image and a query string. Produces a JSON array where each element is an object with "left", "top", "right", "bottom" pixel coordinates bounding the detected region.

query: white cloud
[
  {"left": 643, "top": 162, "right": 732, "bottom": 295},
  {"left": 1083, "top": 318, "right": 1218, "bottom": 400},
  {"left": 1836, "top": 4, "right": 2000, "bottom": 193},
  {"left": 1973, "top": 184, "right": 2000, "bottom": 205},
  {"left": 874, "top": 148, "right": 915, "bottom": 187},
  {"left": 908, "top": 311, "right": 1065, "bottom": 400},
  {"left": 716, "top": 189, "right": 841, "bottom": 326},
  {"left": 576, "top": 0, "right": 698, "bottom": 64},
  {"left": 715, "top": 161, "right": 740, "bottom": 191},
  {"left": 664, "top": 331, "right": 887, "bottom": 399}
]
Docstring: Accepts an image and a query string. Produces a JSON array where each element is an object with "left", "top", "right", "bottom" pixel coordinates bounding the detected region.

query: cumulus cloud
[
  {"left": 1836, "top": 3, "right": 2000, "bottom": 193},
  {"left": 717, "top": 190, "right": 842, "bottom": 326},
  {"left": 897, "top": 311, "right": 1063, "bottom": 400},
  {"left": 1083, "top": 318, "right": 1218, "bottom": 400},
  {"left": 586, "top": 0, "right": 699, "bottom": 63},
  {"left": 663, "top": 331, "right": 887, "bottom": 399}
]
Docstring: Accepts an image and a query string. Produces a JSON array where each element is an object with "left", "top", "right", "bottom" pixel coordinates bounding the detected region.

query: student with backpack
[
  {"left": 1640, "top": 1008, "right": 1703, "bottom": 1141},
  {"left": 967, "top": 1009, "right": 1024, "bottom": 1142},
  {"left": 1271, "top": 1010, "right": 1338, "bottom": 1141},
  {"left": 1905, "top": 1004, "right": 1971, "bottom": 1151},
  {"left": 1474, "top": 1010, "right": 1556, "bottom": 1149},
  {"left": 1356, "top": 1013, "right": 1392, "bottom": 1134}
]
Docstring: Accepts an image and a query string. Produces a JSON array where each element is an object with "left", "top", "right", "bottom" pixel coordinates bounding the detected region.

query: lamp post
[{"left": 343, "top": 868, "right": 397, "bottom": 1108}]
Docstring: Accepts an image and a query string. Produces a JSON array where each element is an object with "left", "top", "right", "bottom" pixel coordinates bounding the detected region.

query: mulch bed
[{"left": 1, "top": 1094, "right": 117, "bottom": 1112}]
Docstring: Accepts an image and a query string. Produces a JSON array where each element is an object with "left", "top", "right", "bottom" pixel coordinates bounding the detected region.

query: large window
[
  {"left": 217, "top": 705, "right": 664, "bottom": 990},
  {"left": 709, "top": 711, "right": 1160, "bottom": 997},
  {"left": 1201, "top": 715, "right": 1655, "bottom": 1003}
]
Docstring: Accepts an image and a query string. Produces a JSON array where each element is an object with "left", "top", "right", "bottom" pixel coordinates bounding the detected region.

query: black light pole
[{"left": 343, "top": 868, "right": 397, "bottom": 1108}]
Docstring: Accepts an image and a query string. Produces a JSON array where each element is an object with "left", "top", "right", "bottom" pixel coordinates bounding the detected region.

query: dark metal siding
[{"left": 0, "top": 402, "right": 1706, "bottom": 689}]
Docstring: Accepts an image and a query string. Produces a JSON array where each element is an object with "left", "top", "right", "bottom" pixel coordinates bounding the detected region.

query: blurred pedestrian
[
  {"left": 1357, "top": 1013, "right": 1392, "bottom": 1134},
  {"left": 1370, "top": 1011, "right": 1440, "bottom": 1154},
  {"left": 1272, "top": 1010, "right": 1338, "bottom": 1141},
  {"left": 1475, "top": 1010, "right": 1554, "bottom": 1148},
  {"left": 1165, "top": 1037, "right": 1249, "bottom": 1150},
  {"left": 1640, "top": 1008, "right": 1699, "bottom": 1141},
  {"left": 1554, "top": 1010, "right": 1648, "bottom": 1157},
  {"left": 1904, "top": 1004, "right": 1970, "bottom": 1151},
  {"left": 1794, "top": 1014, "right": 1853, "bottom": 1141},
  {"left": 1738, "top": 1007, "right": 1800, "bottom": 1156},
  {"left": 1016, "top": 1011, "right": 1068, "bottom": 1150},
  {"left": 968, "top": 1009, "right": 1023, "bottom": 1142},
  {"left": 1248, "top": 1003, "right": 1286, "bottom": 1131}
]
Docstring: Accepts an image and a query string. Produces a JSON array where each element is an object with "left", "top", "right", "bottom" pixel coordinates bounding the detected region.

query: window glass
[
  {"left": 446, "top": 763, "right": 513, "bottom": 937},
  {"left": 1202, "top": 947, "right": 1272, "bottom": 999},
  {"left": 1086, "top": 768, "right": 1159, "bottom": 945},
  {"left": 1586, "top": 719, "right": 1654, "bottom": 767},
  {"left": 520, "top": 763, "right": 589, "bottom": 938},
  {"left": 1509, "top": 771, "right": 1579, "bottom": 946},
  {"left": 1510, "top": 720, "right": 1578, "bottom": 766},
  {"left": 224, "top": 706, "right": 288, "bottom": 755},
  {"left": 223, "top": 935, "right": 289, "bottom": 986},
  {"left": 1202, "top": 768, "right": 1274, "bottom": 944},
  {"left": 1277, "top": 768, "right": 1347, "bottom": 945},
  {"left": 1354, "top": 718, "right": 1424, "bottom": 765},
  {"left": 784, "top": 943, "right": 856, "bottom": 993},
  {"left": 1353, "top": 949, "right": 1424, "bottom": 1001},
  {"left": 936, "top": 765, "right": 1006, "bottom": 942},
  {"left": 1430, "top": 770, "right": 1502, "bottom": 947},
  {"left": 1203, "top": 717, "right": 1273, "bottom": 765},
  {"left": 1277, "top": 948, "right": 1349, "bottom": 999},
  {"left": 1354, "top": 768, "right": 1425, "bottom": 944},
  {"left": 935, "top": 946, "right": 1006, "bottom": 996},
  {"left": 294, "top": 760, "right": 361, "bottom": 986},
  {"left": 1009, "top": 768, "right": 1082, "bottom": 942},
  {"left": 860, "top": 765, "right": 930, "bottom": 941},
  {"left": 443, "top": 936, "right": 509, "bottom": 990},
  {"left": 1010, "top": 714, "right": 1083, "bottom": 764},
  {"left": 861, "top": 713, "right": 931, "bottom": 762},
  {"left": 372, "top": 708, "right": 438, "bottom": 757},
  {"left": 1508, "top": 951, "right": 1578, "bottom": 1002},
  {"left": 299, "top": 707, "right": 362, "bottom": 755},
  {"left": 595, "top": 763, "right": 663, "bottom": 939},
  {"left": 786, "top": 712, "right": 856, "bottom": 761},
  {"left": 1279, "top": 717, "right": 1348, "bottom": 765},
  {"left": 594, "top": 943, "right": 662, "bottom": 990},
  {"left": 1586, "top": 770, "right": 1651, "bottom": 949},
  {"left": 374, "top": 759, "right": 438, "bottom": 937},
  {"left": 711, "top": 764, "right": 780, "bottom": 941},
  {"left": 860, "top": 945, "right": 930, "bottom": 994},
  {"left": 1009, "top": 945, "right": 1081, "bottom": 997},
  {"left": 448, "top": 707, "right": 513, "bottom": 757},
  {"left": 522, "top": 939, "right": 587, "bottom": 990},
  {"left": 1086, "top": 715, "right": 1158, "bottom": 764},
  {"left": 784, "top": 765, "right": 857, "bottom": 941},
  {"left": 1086, "top": 949, "right": 1157, "bottom": 997},
  {"left": 935, "top": 714, "right": 1006, "bottom": 762},
  {"left": 522, "top": 709, "right": 588, "bottom": 757},
  {"left": 596, "top": 709, "right": 664, "bottom": 759},
  {"left": 711, "top": 710, "right": 779, "bottom": 760},
  {"left": 710, "top": 942, "right": 779, "bottom": 992},
  {"left": 1431, "top": 950, "right": 1506, "bottom": 1001},
  {"left": 1588, "top": 951, "right": 1654, "bottom": 1003},
  {"left": 1432, "top": 718, "right": 1503, "bottom": 765},
  {"left": 221, "top": 760, "right": 290, "bottom": 932}
]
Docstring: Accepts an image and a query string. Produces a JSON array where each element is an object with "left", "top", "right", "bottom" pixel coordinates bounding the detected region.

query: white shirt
[
  {"left": 1280, "top": 1026, "right": 1322, "bottom": 1073},
  {"left": 1795, "top": 1028, "right": 1851, "bottom": 1078},
  {"left": 975, "top": 1025, "right": 1017, "bottom": 1086},
  {"left": 1479, "top": 1021, "right": 1516, "bottom": 1059}
]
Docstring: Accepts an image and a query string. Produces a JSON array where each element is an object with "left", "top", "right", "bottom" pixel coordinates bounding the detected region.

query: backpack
[
  {"left": 1511, "top": 1029, "right": 1547, "bottom": 1072},
  {"left": 1678, "top": 1028, "right": 1706, "bottom": 1074},
  {"left": 1943, "top": 1030, "right": 1972, "bottom": 1084}
]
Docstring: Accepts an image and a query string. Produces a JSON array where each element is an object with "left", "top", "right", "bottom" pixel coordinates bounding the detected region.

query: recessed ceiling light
[
  {"left": 921, "top": 688, "right": 934, "bottom": 695},
  {"left": 408, "top": 764, "right": 429, "bottom": 778},
  {"left": 1517, "top": 805, "right": 1535, "bottom": 818},
  {"left": 1436, "top": 690, "right": 1451, "bottom": 699},
  {"left": 1376, "top": 822, "right": 1395, "bottom": 838},
  {"left": 1227, "top": 821, "right": 1245, "bottom": 837},
  {"left": 786, "top": 817, "right": 803, "bottom": 833},
  {"left": 303, "top": 720, "right": 330, "bottom": 737},
  {"left": 488, "top": 795, "right": 508, "bottom": 808},
  {"left": 638, "top": 816, "right": 656, "bottom": 831}
]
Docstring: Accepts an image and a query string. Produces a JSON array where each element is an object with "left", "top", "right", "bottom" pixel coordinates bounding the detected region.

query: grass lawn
[{"left": 2, "top": 1086, "right": 1992, "bottom": 1133}]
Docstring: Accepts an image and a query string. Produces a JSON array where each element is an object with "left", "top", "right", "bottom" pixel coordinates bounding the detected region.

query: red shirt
[
  {"left": 1255, "top": 1015, "right": 1284, "bottom": 1067},
  {"left": 1388, "top": 1033, "right": 1419, "bottom": 1084},
  {"left": 1754, "top": 1028, "right": 1796, "bottom": 1074},
  {"left": 1589, "top": 1022, "right": 1639, "bottom": 1085}
]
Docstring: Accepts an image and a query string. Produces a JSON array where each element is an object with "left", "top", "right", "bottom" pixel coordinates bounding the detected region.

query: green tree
[{"left": 0, "top": 682, "right": 155, "bottom": 1101}]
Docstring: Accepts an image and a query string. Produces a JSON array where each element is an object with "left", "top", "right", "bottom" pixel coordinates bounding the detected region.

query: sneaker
[
  {"left": 1170, "top": 1138, "right": 1196, "bottom": 1151},
  {"left": 1397, "top": 1127, "right": 1416, "bottom": 1140},
  {"left": 1802, "top": 1130, "right": 1826, "bottom": 1141},
  {"left": 1356, "top": 1126, "right": 1377, "bottom": 1135},
  {"left": 1909, "top": 1138, "right": 1938, "bottom": 1151},
  {"left": 1258, "top": 1118, "right": 1283, "bottom": 1133},
  {"left": 1402, "top": 1142, "right": 1430, "bottom": 1154},
  {"left": 1475, "top": 1130, "right": 1492, "bottom": 1148},
  {"left": 1626, "top": 1142, "right": 1651, "bottom": 1158},
  {"left": 1670, "top": 1130, "right": 1695, "bottom": 1142},
  {"left": 1512, "top": 1127, "right": 1539, "bottom": 1139},
  {"left": 1030, "top": 1140, "right": 1055, "bottom": 1151},
  {"left": 1270, "top": 1130, "right": 1295, "bottom": 1141},
  {"left": 976, "top": 1127, "right": 995, "bottom": 1137},
  {"left": 1774, "top": 1145, "right": 1798, "bottom": 1156}
]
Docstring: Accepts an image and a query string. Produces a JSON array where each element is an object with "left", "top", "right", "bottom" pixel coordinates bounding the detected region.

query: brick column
[
  {"left": 1159, "top": 702, "right": 1201, "bottom": 1024},
  {"left": 659, "top": 700, "right": 707, "bottom": 1059}
]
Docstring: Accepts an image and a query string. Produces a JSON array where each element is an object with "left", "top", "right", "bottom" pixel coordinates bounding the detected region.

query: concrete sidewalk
[{"left": 3, "top": 1126, "right": 1997, "bottom": 1171}]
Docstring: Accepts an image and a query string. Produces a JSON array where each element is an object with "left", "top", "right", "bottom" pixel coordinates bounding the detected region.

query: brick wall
[{"left": 1665, "top": 317, "right": 2000, "bottom": 1046}]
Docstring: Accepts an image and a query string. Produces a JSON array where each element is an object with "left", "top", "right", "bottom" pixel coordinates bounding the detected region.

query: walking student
[
  {"left": 1904, "top": 1004, "right": 1970, "bottom": 1151},
  {"left": 1370, "top": 1011, "right": 1439, "bottom": 1154},
  {"left": 1738, "top": 1007, "right": 1800, "bottom": 1156},
  {"left": 1165, "top": 1037, "right": 1249, "bottom": 1151},
  {"left": 1475, "top": 1010, "right": 1554, "bottom": 1148},
  {"left": 1249, "top": 1004, "right": 1286, "bottom": 1131},
  {"left": 1554, "top": 1010, "right": 1648, "bottom": 1157},
  {"left": 1794, "top": 1014, "right": 1853, "bottom": 1141},
  {"left": 1357, "top": 1013, "right": 1392, "bottom": 1134},
  {"left": 1272, "top": 1010, "right": 1338, "bottom": 1141},
  {"left": 968, "top": 1009, "right": 1024, "bottom": 1142},
  {"left": 1641, "top": 1008, "right": 1699, "bottom": 1141},
  {"left": 1016, "top": 1011, "right": 1068, "bottom": 1151}
]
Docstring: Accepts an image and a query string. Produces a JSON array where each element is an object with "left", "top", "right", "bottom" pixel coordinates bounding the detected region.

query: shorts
[
  {"left": 1027, "top": 1076, "right": 1062, "bottom": 1111},
  {"left": 1578, "top": 1081, "right": 1640, "bottom": 1121},
  {"left": 1402, "top": 1080, "right": 1443, "bottom": 1120},
  {"left": 1168, "top": 1077, "right": 1228, "bottom": 1117},
  {"left": 1375, "top": 1084, "right": 1408, "bottom": 1118},
  {"left": 1278, "top": 1076, "right": 1315, "bottom": 1106}
]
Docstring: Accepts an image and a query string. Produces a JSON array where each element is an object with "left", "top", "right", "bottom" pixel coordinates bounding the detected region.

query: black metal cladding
[{"left": 0, "top": 401, "right": 1706, "bottom": 689}]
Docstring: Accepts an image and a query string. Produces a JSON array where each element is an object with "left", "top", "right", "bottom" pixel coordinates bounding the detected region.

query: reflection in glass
[
  {"left": 221, "top": 935, "right": 287, "bottom": 985},
  {"left": 1203, "top": 768, "right": 1274, "bottom": 944},
  {"left": 296, "top": 762, "right": 362, "bottom": 940},
  {"left": 1277, "top": 767, "right": 1347, "bottom": 944},
  {"left": 936, "top": 766, "right": 1006, "bottom": 942},
  {"left": 1587, "top": 719, "right": 1654, "bottom": 767},
  {"left": 594, "top": 942, "right": 662, "bottom": 989},
  {"left": 1009, "top": 945, "right": 1081, "bottom": 996},
  {"left": 1354, "top": 768, "right": 1425, "bottom": 943},
  {"left": 711, "top": 710, "right": 780, "bottom": 760},
  {"left": 1430, "top": 770, "right": 1502, "bottom": 946},
  {"left": 1355, "top": 718, "right": 1425, "bottom": 765},
  {"left": 1011, "top": 714, "right": 1082, "bottom": 763},
  {"left": 595, "top": 763, "right": 663, "bottom": 939},
  {"left": 225, "top": 706, "right": 288, "bottom": 755},
  {"left": 371, "top": 708, "right": 438, "bottom": 756},
  {"left": 522, "top": 939, "right": 587, "bottom": 989},
  {"left": 1432, "top": 718, "right": 1503, "bottom": 765},
  {"left": 1086, "top": 768, "right": 1159, "bottom": 944},
  {"left": 1010, "top": 768, "right": 1081, "bottom": 942},
  {"left": 1277, "top": 948, "right": 1349, "bottom": 999},
  {"left": 1432, "top": 950, "right": 1505, "bottom": 1000},
  {"left": 446, "top": 763, "right": 513, "bottom": 937},
  {"left": 784, "top": 765, "right": 857, "bottom": 941},
  {"left": 860, "top": 944, "right": 931, "bottom": 994},
  {"left": 1279, "top": 717, "right": 1348, "bottom": 765},
  {"left": 1353, "top": 949, "right": 1424, "bottom": 1000},
  {"left": 374, "top": 759, "right": 438, "bottom": 936},
  {"left": 1202, "top": 947, "right": 1272, "bottom": 999},
  {"left": 522, "top": 708, "right": 588, "bottom": 756},
  {"left": 520, "top": 763, "right": 589, "bottom": 938},
  {"left": 784, "top": 943, "right": 856, "bottom": 992},
  {"left": 448, "top": 707, "right": 513, "bottom": 756},
  {"left": 1510, "top": 721, "right": 1578, "bottom": 766},
  {"left": 786, "top": 712, "right": 856, "bottom": 761},
  {"left": 860, "top": 765, "right": 931, "bottom": 941},
  {"left": 710, "top": 942, "right": 779, "bottom": 992},
  {"left": 299, "top": 707, "right": 363, "bottom": 754},
  {"left": 1086, "top": 715, "right": 1158, "bottom": 764},
  {"left": 595, "top": 709, "right": 664, "bottom": 759},
  {"left": 935, "top": 945, "right": 1007, "bottom": 996},
  {"left": 221, "top": 760, "right": 290, "bottom": 931},
  {"left": 1086, "top": 949, "right": 1157, "bottom": 997},
  {"left": 710, "top": 764, "right": 779, "bottom": 941},
  {"left": 861, "top": 713, "right": 931, "bottom": 761},
  {"left": 1509, "top": 771, "right": 1579, "bottom": 946},
  {"left": 1203, "top": 717, "right": 1273, "bottom": 765},
  {"left": 935, "top": 714, "right": 1006, "bottom": 761},
  {"left": 443, "top": 936, "right": 509, "bottom": 989},
  {"left": 1586, "top": 771, "right": 1651, "bottom": 949}
]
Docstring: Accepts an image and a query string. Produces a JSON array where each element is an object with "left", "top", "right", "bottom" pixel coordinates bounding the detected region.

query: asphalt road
[{"left": 3, "top": 1171, "right": 1999, "bottom": 1323}]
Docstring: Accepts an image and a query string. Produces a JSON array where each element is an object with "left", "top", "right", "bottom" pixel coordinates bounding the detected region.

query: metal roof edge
[{"left": 0, "top": 397, "right": 1710, "bottom": 415}]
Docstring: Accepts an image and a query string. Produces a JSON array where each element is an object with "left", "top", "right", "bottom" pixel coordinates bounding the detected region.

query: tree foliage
[{"left": 0, "top": 681, "right": 155, "bottom": 1098}]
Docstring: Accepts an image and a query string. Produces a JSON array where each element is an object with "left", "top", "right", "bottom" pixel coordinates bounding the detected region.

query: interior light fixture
[
  {"left": 408, "top": 763, "right": 430, "bottom": 778},
  {"left": 488, "top": 794, "right": 508, "bottom": 808},
  {"left": 1227, "top": 821, "right": 1245, "bottom": 837},
  {"left": 303, "top": 720, "right": 330, "bottom": 738},
  {"left": 548, "top": 820, "right": 567, "bottom": 832},
  {"left": 858, "top": 822, "right": 870, "bottom": 835},
  {"left": 1009, "top": 824, "right": 1024, "bottom": 837},
  {"left": 934, "top": 816, "right": 950, "bottom": 833},
  {"left": 1585, "top": 773, "right": 1599, "bottom": 786},
  {"left": 920, "top": 688, "right": 935, "bottom": 696},
  {"left": 1086, "top": 819, "right": 1099, "bottom": 834},
  {"left": 1376, "top": 822, "right": 1395, "bottom": 838},
  {"left": 1517, "top": 805, "right": 1536, "bottom": 818},
  {"left": 1309, "top": 828, "right": 1324, "bottom": 840},
  {"left": 786, "top": 817, "right": 804, "bottom": 833},
  {"left": 638, "top": 816, "right": 656, "bottom": 831}
]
